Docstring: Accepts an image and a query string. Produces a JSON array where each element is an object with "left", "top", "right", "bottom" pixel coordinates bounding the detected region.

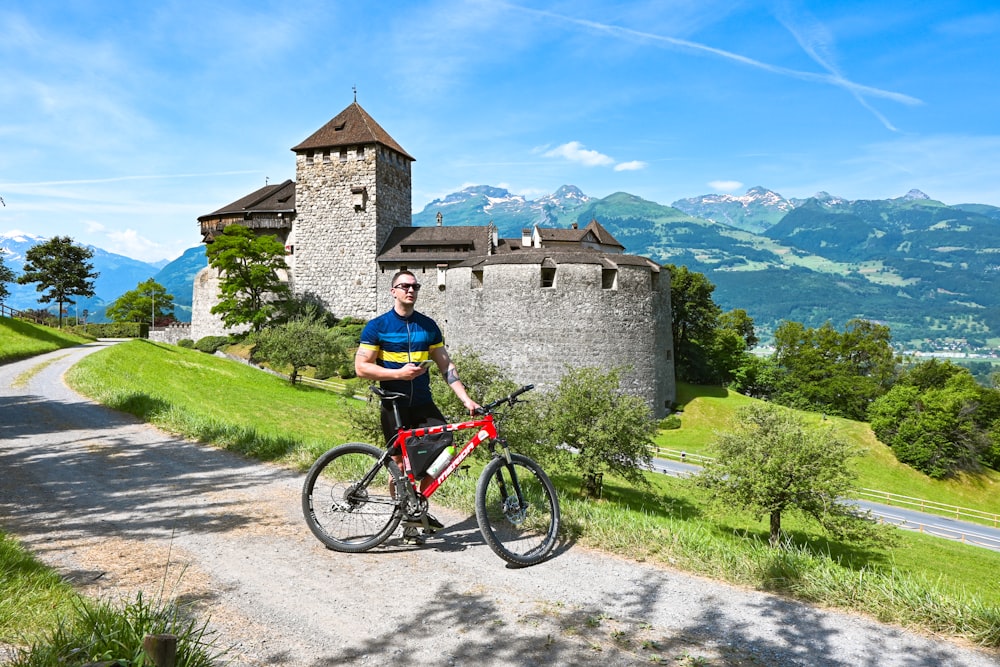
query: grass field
[
  {"left": 0, "top": 316, "right": 93, "bottom": 364},
  {"left": 4, "top": 331, "right": 1000, "bottom": 652}
]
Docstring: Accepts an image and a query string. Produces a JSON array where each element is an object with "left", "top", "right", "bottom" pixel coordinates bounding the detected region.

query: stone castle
[{"left": 189, "top": 101, "right": 675, "bottom": 415}]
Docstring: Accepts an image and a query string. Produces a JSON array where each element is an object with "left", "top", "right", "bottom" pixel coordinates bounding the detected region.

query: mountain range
[{"left": 4, "top": 184, "right": 999, "bottom": 350}]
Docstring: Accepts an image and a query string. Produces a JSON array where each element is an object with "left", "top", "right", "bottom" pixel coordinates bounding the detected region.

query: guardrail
[
  {"left": 651, "top": 445, "right": 714, "bottom": 465},
  {"left": 857, "top": 488, "right": 1000, "bottom": 528},
  {"left": 651, "top": 445, "right": 1000, "bottom": 530},
  {"left": 872, "top": 509, "right": 1000, "bottom": 551}
]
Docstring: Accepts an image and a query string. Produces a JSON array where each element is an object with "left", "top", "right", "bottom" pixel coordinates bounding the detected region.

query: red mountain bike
[{"left": 301, "top": 384, "right": 560, "bottom": 566}]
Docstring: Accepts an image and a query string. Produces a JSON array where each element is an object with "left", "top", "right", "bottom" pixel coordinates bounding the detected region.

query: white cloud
[
  {"left": 544, "top": 141, "right": 615, "bottom": 167},
  {"left": 614, "top": 160, "right": 647, "bottom": 172},
  {"left": 709, "top": 180, "right": 743, "bottom": 192}
]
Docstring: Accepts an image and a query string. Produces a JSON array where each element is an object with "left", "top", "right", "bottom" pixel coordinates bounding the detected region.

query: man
[{"left": 355, "top": 270, "right": 480, "bottom": 544}]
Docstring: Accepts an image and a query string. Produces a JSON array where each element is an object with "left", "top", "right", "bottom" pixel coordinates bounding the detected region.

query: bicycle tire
[
  {"left": 302, "top": 442, "right": 403, "bottom": 552},
  {"left": 475, "top": 453, "right": 560, "bottom": 566}
]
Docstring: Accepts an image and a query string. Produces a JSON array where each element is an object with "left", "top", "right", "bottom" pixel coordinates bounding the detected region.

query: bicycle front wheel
[
  {"left": 302, "top": 442, "right": 402, "bottom": 553},
  {"left": 475, "top": 453, "right": 560, "bottom": 566}
]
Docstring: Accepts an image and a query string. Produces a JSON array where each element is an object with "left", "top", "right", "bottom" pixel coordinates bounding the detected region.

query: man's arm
[{"left": 430, "top": 346, "right": 480, "bottom": 414}]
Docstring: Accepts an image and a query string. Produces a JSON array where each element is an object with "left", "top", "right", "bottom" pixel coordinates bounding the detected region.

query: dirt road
[{"left": 1, "top": 341, "right": 997, "bottom": 666}]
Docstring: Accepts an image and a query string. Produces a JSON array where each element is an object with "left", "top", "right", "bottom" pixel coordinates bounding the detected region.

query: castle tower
[{"left": 289, "top": 101, "right": 414, "bottom": 319}]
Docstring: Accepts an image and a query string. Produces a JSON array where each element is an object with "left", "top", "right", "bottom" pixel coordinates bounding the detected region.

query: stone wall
[
  {"left": 190, "top": 266, "right": 249, "bottom": 341},
  {"left": 292, "top": 144, "right": 411, "bottom": 321},
  {"left": 149, "top": 323, "right": 192, "bottom": 345}
]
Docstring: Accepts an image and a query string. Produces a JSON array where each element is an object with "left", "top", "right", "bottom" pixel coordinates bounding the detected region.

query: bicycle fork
[{"left": 489, "top": 439, "right": 529, "bottom": 523}]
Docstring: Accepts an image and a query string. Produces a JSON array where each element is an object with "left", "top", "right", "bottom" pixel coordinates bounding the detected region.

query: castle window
[
  {"left": 339, "top": 150, "right": 347, "bottom": 163},
  {"left": 472, "top": 270, "right": 484, "bottom": 289},
  {"left": 357, "top": 146, "right": 366, "bottom": 159},
  {"left": 305, "top": 152, "right": 314, "bottom": 165},
  {"left": 352, "top": 186, "right": 368, "bottom": 211},
  {"left": 540, "top": 267, "right": 556, "bottom": 288},
  {"left": 651, "top": 271, "right": 660, "bottom": 291},
  {"left": 322, "top": 151, "right": 331, "bottom": 164},
  {"left": 602, "top": 268, "right": 618, "bottom": 290}
]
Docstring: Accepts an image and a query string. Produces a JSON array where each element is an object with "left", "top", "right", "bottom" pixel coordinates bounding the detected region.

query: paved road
[{"left": 2, "top": 342, "right": 998, "bottom": 666}]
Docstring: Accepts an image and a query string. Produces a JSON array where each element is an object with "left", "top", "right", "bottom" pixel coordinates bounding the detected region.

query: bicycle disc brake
[{"left": 502, "top": 495, "right": 528, "bottom": 524}]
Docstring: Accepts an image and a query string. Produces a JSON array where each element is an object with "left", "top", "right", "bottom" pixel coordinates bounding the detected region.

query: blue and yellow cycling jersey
[{"left": 359, "top": 309, "right": 444, "bottom": 406}]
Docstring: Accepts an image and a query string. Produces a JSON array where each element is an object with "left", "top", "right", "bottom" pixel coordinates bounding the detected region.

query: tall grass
[
  {"left": 8, "top": 593, "right": 226, "bottom": 667},
  {"left": 56, "top": 340, "right": 1000, "bottom": 649},
  {"left": 0, "top": 533, "right": 226, "bottom": 666}
]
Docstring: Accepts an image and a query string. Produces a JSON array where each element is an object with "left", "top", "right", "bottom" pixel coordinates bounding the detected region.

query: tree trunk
[
  {"left": 581, "top": 471, "right": 603, "bottom": 499},
  {"left": 769, "top": 510, "right": 782, "bottom": 547}
]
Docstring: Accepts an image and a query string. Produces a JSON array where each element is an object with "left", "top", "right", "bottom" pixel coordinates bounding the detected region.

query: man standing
[{"left": 355, "top": 270, "right": 480, "bottom": 543}]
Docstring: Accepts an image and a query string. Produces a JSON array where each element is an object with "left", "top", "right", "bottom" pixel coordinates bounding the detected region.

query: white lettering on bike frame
[{"left": 420, "top": 420, "right": 497, "bottom": 497}]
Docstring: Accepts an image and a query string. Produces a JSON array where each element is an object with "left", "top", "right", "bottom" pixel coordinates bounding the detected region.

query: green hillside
[
  {"left": 0, "top": 316, "right": 93, "bottom": 364},
  {"left": 657, "top": 382, "right": 1000, "bottom": 515}
]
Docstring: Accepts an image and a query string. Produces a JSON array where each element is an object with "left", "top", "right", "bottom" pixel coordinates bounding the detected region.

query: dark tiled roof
[
  {"left": 197, "top": 180, "right": 296, "bottom": 221},
  {"left": 291, "top": 102, "right": 415, "bottom": 160},
  {"left": 455, "top": 249, "right": 655, "bottom": 269},
  {"left": 378, "top": 226, "right": 490, "bottom": 261}
]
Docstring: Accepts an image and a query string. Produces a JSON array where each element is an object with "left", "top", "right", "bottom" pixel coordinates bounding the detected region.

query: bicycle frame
[{"left": 394, "top": 414, "right": 499, "bottom": 497}]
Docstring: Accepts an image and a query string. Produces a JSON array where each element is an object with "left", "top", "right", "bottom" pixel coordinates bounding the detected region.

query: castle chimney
[{"left": 436, "top": 211, "right": 443, "bottom": 226}]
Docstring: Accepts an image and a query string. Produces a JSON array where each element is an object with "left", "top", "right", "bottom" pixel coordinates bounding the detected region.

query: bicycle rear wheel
[
  {"left": 475, "top": 453, "right": 560, "bottom": 566},
  {"left": 302, "top": 442, "right": 402, "bottom": 552}
]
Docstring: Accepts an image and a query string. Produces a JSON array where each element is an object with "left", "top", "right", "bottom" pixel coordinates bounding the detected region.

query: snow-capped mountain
[{"left": 671, "top": 186, "right": 795, "bottom": 233}]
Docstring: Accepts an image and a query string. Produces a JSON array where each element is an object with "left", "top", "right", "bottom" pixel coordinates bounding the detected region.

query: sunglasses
[{"left": 393, "top": 282, "right": 421, "bottom": 292}]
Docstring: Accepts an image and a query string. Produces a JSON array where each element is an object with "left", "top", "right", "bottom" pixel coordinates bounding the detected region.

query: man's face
[{"left": 392, "top": 276, "right": 421, "bottom": 305}]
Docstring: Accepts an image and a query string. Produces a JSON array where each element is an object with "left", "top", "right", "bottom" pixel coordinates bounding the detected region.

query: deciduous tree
[
  {"left": 205, "top": 226, "right": 290, "bottom": 332},
  {"left": 537, "top": 366, "right": 655, "bottom": 498},
  {"left": 106, "top": 279, "right": 174, "bottom": 325},
  {"left": 252, "top": 316, "right": 350, "bottom": 385},
  {"left": 772, "top": 319, "right": 897, "bottom": 419},
  {"left": 16, "top": 236, "right": 98, "bottom": 327},
  {"left": 0, "top": 253, "right": 14, "bottom": 304},
  {"left": 868, "top": 360, "right": 1000, "bottom": 477},
  {"left": 698, "top": 403, "right": 881, "bottom": 548}
]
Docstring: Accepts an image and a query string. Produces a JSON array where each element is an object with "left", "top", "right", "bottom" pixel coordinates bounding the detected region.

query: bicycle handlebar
[
  {"left": 370, "top": 383, "right": 534, "bottom": 416},
  {"left": 474, "top": 384, "right": 534, "bottom": 415}
]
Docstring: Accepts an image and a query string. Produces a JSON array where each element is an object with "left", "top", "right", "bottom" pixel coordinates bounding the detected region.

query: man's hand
[{"left": 397, "top": 363, "right": 428, "bottom": 380}]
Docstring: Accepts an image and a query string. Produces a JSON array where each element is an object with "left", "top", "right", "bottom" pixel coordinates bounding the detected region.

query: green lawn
[
  {"left": 4, "top": 335, "right": 1000, "bottom": 650},
  {"left": 0, "top": 316, "right": 93, "bottom": 364}
]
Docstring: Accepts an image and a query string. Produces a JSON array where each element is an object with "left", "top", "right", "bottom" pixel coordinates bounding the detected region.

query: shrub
[
  {"left": 65, "top": 322, "right": 147, "bottom": 338},
  {"left": 658, "top": 414, "right": 682, "bottom": 430},
  {"left": 177, "top": 338, "right": 194, "bottom": 348},
  {"left": 194, "top": 336, "right": 229, "bottom": 354}
]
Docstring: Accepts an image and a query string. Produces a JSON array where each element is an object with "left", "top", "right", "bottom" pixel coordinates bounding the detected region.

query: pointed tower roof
[{"left": 291, "top": 101, "right": 414, "bottom": 161}]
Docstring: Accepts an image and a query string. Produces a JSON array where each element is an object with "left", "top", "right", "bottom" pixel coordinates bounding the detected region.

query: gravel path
[{"left": 1, "top": 341, "right": 998, "bottom": 666}]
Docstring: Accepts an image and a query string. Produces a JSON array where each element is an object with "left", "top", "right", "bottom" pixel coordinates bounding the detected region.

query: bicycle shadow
[{"left": 375, "top": 513, "right": 577, "bottom": 568}]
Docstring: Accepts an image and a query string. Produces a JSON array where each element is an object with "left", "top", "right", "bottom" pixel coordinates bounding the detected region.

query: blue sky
[{"left": 1, "top": 1, "right": 998, "bottom": 263}]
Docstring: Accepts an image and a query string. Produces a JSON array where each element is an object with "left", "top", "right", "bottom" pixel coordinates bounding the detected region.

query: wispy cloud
[
  {"left": 709, "top": 180, "right": 744, "bottom": 192},
  {"left": 541, "top": 141, "right": 648, "bottom": 172},
  {"left": 772, "top": 1, "right": 901, "bottom": 131},
  {"left": 543, "top": 141, "right": 615, "bottom": 167},
  {"left": 614, "top": 160, "right": 647, "bottom": 172},
  {"left": 500, "top": 1, "right": 921, "bottom": 126}
]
